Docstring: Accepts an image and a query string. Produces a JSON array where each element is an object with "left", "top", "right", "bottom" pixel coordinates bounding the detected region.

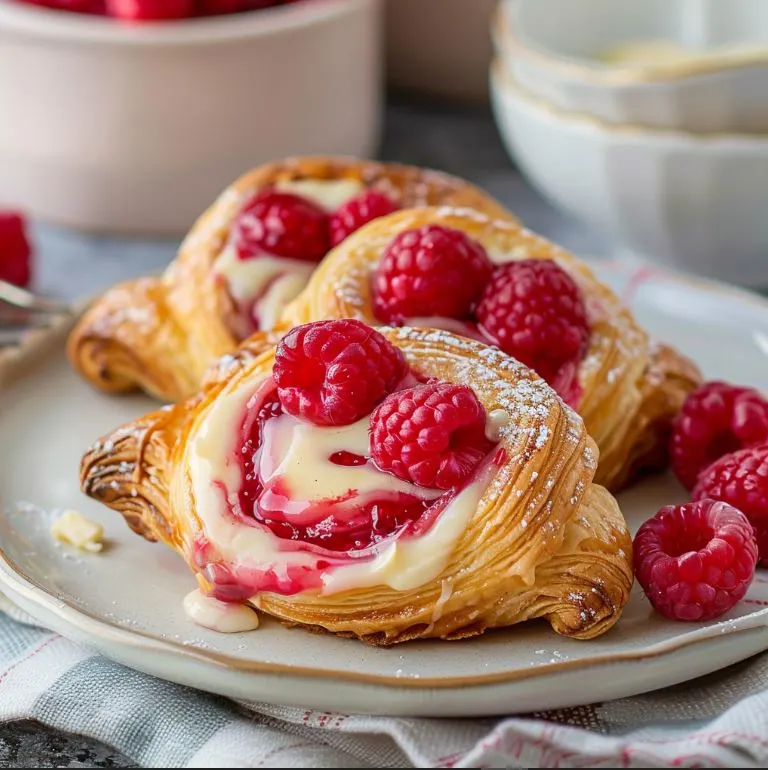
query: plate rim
[
  {"left": 2, "top": 544, "right": 768, "bottom": 690},
  {"left": 3, "top": 260, "right": 768, "bottom": 691}
]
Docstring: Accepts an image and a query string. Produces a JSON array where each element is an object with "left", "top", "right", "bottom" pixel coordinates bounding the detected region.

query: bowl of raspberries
[
  {"left": 0, "top": 0, "right": 383, "bottom": 234},
  {"left": 14, "top": 1, "right": 307, "bottom": 22}
]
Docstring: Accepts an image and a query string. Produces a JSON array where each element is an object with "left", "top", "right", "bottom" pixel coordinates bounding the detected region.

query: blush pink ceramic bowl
[{"left": 0, "top": 0, "right": 383, "bottom": 235}]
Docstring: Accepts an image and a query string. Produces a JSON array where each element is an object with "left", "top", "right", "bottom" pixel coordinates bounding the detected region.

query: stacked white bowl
[{"left": 491, "top": 0, "right": 768, "bottom": 287}]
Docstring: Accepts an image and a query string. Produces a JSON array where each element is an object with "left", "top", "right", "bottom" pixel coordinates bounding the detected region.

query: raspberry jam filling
[{"left": 229, "top": 387, "right": 444, "bottom": 553}]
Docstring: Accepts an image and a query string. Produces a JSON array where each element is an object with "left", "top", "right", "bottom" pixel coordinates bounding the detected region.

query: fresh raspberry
[
  {"left": 233, "top": 191, "right": 330, "bottom": 263},
  {"left": 0, "top": 212, "right": 32, "bottom": 288},
  {"left": 475, "top": 260, "right": 589, "bottom": 389},
  {"left": 693, "top": 445, "right": 768, "bottom": 564},
  {"left": 670, "top": 382, "right": 768, "bottom": 490},
  {"left": 633, "top": 500, "right": 757, "bottom": 622},
  {"left": 196, "top": 0, "right": 243, "bottom": 13},
  {"left": 106, "top": 0, "right": 193, "bottom": 20},
  {"left": 755, "top": 521, "right": 768, "bottom": 567},
  {"left": 22, "top": 0, "right": 99, "bottom": 11},
  {"left": 240, "top": 0, "right": 279, "bottom": 8},
  {"left": 273, "top": 319, "right": 408, "bottom": 426},
  {"left": 199, "top": 0, "right": 277, "bottom": 13},
  {"left": 370, "top": 383, "right": 492, "bottom": 490},
  {"left": 372, "top": 225, "right": 493, "bottom": 325},
  {"left": 329, "top": 191, "right": 398, "bottom": 247}
]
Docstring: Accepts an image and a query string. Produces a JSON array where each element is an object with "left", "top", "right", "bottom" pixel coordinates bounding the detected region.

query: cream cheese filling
[{"left": 187, "top": 375, "right": 490, "bottom": 597}]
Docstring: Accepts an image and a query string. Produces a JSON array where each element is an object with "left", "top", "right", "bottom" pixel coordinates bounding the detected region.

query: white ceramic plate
[{"left": 1, "top": 261, "right": 768, "bottom": 717}]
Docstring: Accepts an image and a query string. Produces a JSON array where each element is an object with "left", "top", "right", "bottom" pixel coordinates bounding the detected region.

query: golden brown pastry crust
[
  {"left": 80, "top": 326, "right": 633, "bottom": 645},
  {"left": 67, "top": 157, "right": 517, "bottom": 403},
  {"left": 279, "top": 207, "right": 702, "bottom": 490}
]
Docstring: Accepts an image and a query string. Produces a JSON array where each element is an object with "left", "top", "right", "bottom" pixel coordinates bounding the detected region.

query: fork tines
[{"left": 0, "top": 279, "right": 72, "bottom": 350}]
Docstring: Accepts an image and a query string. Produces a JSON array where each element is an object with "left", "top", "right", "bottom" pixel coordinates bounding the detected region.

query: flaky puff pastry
[
  {"left": 67, "top": 157, "right": 516, "bottom": 403},
  {"left": 80, "top": 326, "right": 633, "bottom": 645},
  {"left": 280, "top": 207, "right": 702, "bottom": 491}
]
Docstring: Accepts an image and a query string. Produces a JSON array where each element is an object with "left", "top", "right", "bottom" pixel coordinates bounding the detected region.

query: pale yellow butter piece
[{"left": 50, "top": 510, "right": 104, "bottom": 553}]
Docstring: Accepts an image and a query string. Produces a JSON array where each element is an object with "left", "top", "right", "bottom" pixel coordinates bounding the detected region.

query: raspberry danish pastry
[
  {"left": 80, "top": 320, "right": 633, "bottom": 644},
  {"left": 280, "top": 208, "right": 702, "bottom": 490},
  {"left": 67, "top": 157, "right": 515, "bottom": 402}
]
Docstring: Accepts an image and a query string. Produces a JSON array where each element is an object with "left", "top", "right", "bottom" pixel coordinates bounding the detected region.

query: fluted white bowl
[
  {"left": 491, "top": 61, "right": 768, "bottom": 287},
  {"left": 494, "top": 0, "right": 768, "bottom": 134}
]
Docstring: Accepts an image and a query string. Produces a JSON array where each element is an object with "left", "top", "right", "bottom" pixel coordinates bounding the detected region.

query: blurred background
[{"left": 2, "top": 0, "right": 768, "bottom": 299}]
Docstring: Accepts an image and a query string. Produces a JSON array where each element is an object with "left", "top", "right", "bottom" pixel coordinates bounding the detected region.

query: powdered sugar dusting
[
  {"left": 335, "top": 263, "right": 370, "bottom": 311},
  {"left": 391, "top": 326, "right": 557, "bottom": 437}
]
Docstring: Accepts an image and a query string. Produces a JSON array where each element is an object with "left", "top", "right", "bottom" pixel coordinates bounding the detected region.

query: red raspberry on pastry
[
  {"left": 273, "top": 319, "right": 408, "bottom": 426},
  {"left": 329, "top": 191, "right": 399, "bottom": 247},
  {"left": 475, "top": 260, "right": 589, "bottom": 389},
  {"left": 0, "top": 212, "right": 32, "bottom": 289},
  {"left": 107, "top": 0, "right": 194, "bottom": 19},
  {"left": 693, "top": 444, "right": 768, "bottom": 564},
  {"left": 233, "top": 191, "right": 330, "bottom": 263},
  {"left": 633, "top": 499, "right": 757, "bottom": 622},
  {"left": 670, "top": 381, "right": 768, "bottom": 490},
  {"left": 370, "top": 383, "right": 492, "bottom": 490},
  {"left": 372, "top": 225, "right": 493, "bottom": 325}
]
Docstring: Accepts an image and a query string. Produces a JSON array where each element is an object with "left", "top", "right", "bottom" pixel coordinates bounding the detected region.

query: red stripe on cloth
[
  {"left": 709, "top": 730, "right": 768, "bottom": 750},
  {"left": 461, "top": 724, "right": 768, "bottom": 768},
  {"left": 622, "top": 266, "right": 661, "bottom": 307},
  {"left": 0, "top": 634, "right": 60, "bottom": 687},
  {"left": 433, "top": 750, "right": 465, "bottom": 767},
  {"left": 255, "top": 741, "right": 322, "bottom": 767}
]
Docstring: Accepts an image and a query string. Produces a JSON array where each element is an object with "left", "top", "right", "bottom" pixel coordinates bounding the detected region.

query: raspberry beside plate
[
  {"left": 0, "top": 212, "right": 32, "bottom": 289},
  {"left": 633, "top": 499, "right": 758, "bottom": 622}
]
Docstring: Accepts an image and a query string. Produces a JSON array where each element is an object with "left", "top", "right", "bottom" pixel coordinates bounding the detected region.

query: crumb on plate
[{"left": 50, "top": 510, "right": 104, "bottom": 553}]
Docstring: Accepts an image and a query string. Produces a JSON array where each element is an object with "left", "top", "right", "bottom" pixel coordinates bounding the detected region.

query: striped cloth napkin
[{"left": 3, "top": 600, "right": 768, "bottom": 768}]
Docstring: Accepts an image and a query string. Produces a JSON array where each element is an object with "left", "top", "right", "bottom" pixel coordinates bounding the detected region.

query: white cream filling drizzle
[
  {"left": 213, "top": 249, "right": 313, "bottom": 331},
  {"left": 183, "top": 588, "right": 260, "bottom": 633},
  {"left": 187, "top": 375, "right": 492, "bottom": 598},
  {"left": 251, "top": 269, "right": 312, "bottom": 331},
  {"left": 259, "top": 415, "right": 441, "bottom": 504},
  {"left": 485, "top": 409, "right": 512, "bottom": 442},
  {"left": 321, "top": 472, "right": 489, "bottom": 594},
  {"left": 274, "top": 178, "right": 365, "bottom": 212},
  {"left": 426, "top": 578, "right": 455, "bottom": 633}
]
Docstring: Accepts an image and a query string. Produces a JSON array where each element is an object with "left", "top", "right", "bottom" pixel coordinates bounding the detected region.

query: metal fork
[{"left": 0, "top": 279, "right": 73, "bottom": 348}]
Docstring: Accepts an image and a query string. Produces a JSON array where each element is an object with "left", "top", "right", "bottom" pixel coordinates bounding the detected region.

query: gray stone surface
[
  {"left": 1, "top": 101, "right": 601, "bottom": 768},
  {"left": 0, "top": 724, "right": 135, "bottom": 769}
]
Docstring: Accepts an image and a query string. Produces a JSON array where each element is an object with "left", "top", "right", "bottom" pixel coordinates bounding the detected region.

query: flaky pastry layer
[
  {"left": 80, "top": 327, "right": 633, "bottom": 645},
  {"left": 279, "top": 207, "right": 702, "bottom": 490},
  {"left": 67, "top": 157, "right": 516, "bottom": 403}
]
